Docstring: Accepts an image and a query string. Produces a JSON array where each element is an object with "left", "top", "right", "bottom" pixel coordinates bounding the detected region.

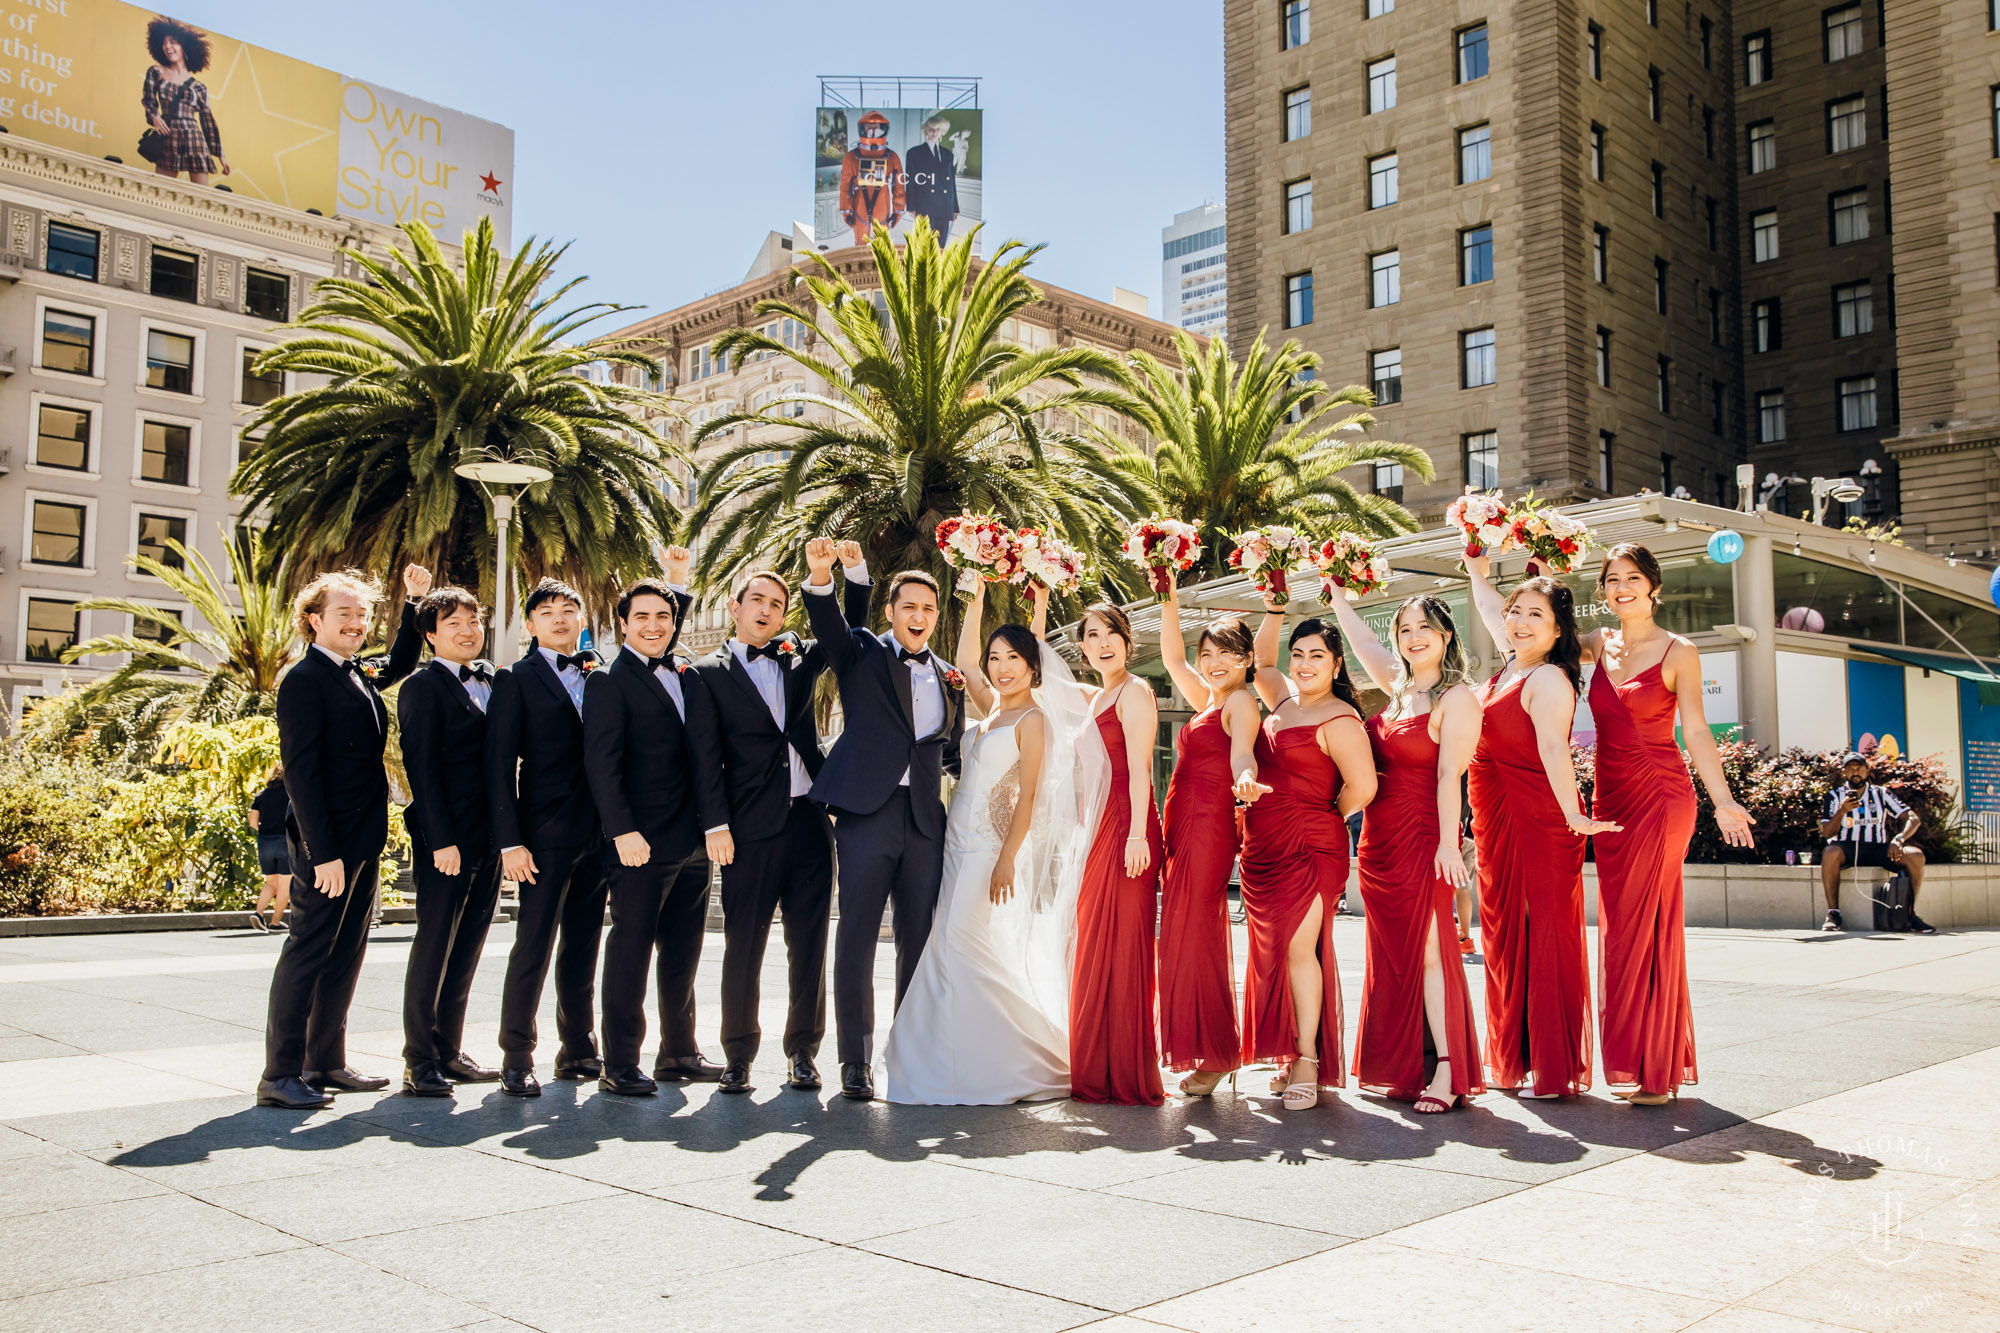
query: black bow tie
[
  {"left": 458, "top": 661, "right": 492, "bottom": 684},
  {"left": 553, "top": 651, "right": 591, "bottom": 672},
  {"left": 341, "top": 657, "right": 368, "bottom": 678},
  {"left": 746, "top": 640, "right": 784, "bottom": 662},
  {"left": 897, "top": 647, "right": 933, "bottom": 666}
]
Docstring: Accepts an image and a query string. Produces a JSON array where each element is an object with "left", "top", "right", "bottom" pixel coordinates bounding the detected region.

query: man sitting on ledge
[{"left": 1819, "top": 751, "right": 1933, "bottom": 935}]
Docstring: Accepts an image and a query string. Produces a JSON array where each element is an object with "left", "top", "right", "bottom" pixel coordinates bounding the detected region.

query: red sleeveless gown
[
  {"left": 1353, "top": 713, "right": 1486, "bottom": 1101},
  {"left": 1589, "top": 662, "right": 1699, "bottom": 1095},
  {"left": 1070, "top": 703, "right": 1165, "bottom": 1105},
  {"left": 1158, "top": 707, "right": 1241, "bottom": 1072},
  {"left": 1237, "top": 719, "right": 1348, "bottom": 1082},
  {"left": 1469, "top": 673, "right": 1592, "bottom": 1096}
]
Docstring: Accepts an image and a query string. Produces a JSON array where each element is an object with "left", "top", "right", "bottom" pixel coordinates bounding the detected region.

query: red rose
[
  {"left": 778, "top": 639, "right": 797, "bottom": 656},
  {"left": 943, "top": 667, "right": 966, "bottom": 690}
]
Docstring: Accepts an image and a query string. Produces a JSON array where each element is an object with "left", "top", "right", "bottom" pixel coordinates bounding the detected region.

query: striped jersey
[{"left": 1825, "top": 783, "right": 1909, "bottom": 844}]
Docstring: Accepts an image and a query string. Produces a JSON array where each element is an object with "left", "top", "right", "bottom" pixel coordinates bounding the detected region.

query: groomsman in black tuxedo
[
  {"left": 802, "top": 538, "right": 965, "bottom": 1101},
  {"left": 396, "top": 587, "right": 503, "bottom": 1097},
  {"left": 583, "top": 565, "right": 725, "bottom": 1095},
  {"left": 257, "top": 564, "right": 427, "bottom": 1110},
  {"left": 688, "top": 543, "right": 869, "bottom": 1095}
]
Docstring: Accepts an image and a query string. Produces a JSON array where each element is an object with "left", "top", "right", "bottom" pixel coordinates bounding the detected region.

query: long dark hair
[
  {"left": 984, "top": 623, "right": 1043, "bottom": 688},
  {"left": 1597, "top": 542, "right": 1665, "bottom": 610},
  {"left": 1197, "top": 616, "right": 1256, "bottom": 685},
  {"left": 1502, "top": 576, "right": 1584, "bottom": 693},
  {"left": 1288, "top": 617, "right": 1363, "bottom": 711}
]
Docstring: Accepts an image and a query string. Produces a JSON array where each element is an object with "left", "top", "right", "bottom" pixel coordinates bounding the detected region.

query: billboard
[
  {"left": 0, "top": 2, "right": 512, "bottom": 245},
  {"left": 813, "top": 106, "right": 982, "bottom": 251}
]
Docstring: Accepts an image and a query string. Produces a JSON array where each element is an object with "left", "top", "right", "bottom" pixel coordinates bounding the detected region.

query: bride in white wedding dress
[{"left": 884, "top": 585, "right": 1105, "bottom": 1105}]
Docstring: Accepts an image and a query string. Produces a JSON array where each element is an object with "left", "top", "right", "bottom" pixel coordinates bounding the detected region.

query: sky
[{"left": 170, "top": 0, "right": 1225, "bottom": 324}]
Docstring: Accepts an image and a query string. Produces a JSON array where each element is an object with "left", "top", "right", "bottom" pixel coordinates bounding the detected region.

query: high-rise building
[
  {"left": 1162, "top": 203, "right": 1228, "bottom": 338},
  {"left": 1223, "top": 0, "right": 1981, "bottom": 552}
]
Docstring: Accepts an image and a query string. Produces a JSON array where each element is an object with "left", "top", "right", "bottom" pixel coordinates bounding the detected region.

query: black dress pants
[
  {"left": 598, "top": 845, "right": 709, "bottom": 1070},
  {"left": 718, "top": 798, "right": 834, "bottom": 1062},
  {"left": 401, "top": 834, "right": 503, "bottom": 1066},
  {"left": 830, "top": 788, "right": 943, "bottom": 1066},
  {"left": 497, "top": 838, "right": 608, "bottom": 1070},
  {"left": 263, "top": 836, "right": 382, "bottom": 1081}
]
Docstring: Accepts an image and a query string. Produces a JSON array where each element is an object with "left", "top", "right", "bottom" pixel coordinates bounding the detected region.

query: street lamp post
[{"left": 454, "top": 460, "right": 554, "bottom": 658}]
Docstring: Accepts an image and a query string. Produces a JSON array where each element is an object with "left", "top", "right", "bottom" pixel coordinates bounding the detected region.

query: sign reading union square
[{"left": 0, "top": 0, "right": 513, "bottom": 244}]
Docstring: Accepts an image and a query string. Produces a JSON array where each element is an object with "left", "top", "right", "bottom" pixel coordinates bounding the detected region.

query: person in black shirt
[{"left": 249, "top": 765, "right": 291, "bottom": 931}]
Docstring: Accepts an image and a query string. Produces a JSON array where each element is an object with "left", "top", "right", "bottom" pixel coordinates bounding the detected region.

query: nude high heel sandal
[
  {"left": 1281, "top": 1057, "right": 1319, "bottom": 1110},
  {"left": 1179, "top": 1069, "right": 1236, "bottom": 1098}
]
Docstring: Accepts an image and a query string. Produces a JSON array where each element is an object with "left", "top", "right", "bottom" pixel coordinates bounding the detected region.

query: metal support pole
[{"left": 493, "top": 491, "right": 513, "bottom": 659}]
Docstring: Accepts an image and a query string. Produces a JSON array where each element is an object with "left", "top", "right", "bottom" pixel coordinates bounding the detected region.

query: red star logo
[{"left": 479, "top": 171, "right": 502, "bottom": 194}]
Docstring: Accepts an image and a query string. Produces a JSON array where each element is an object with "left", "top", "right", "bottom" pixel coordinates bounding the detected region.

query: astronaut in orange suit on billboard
[{"left": 838, "top": 111, "right": 905, "bottom": 245}]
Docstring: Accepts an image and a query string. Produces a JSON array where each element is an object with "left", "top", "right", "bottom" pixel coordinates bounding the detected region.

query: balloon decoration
[
  {"left": 1707, "top": 529, "right": 1745, "bottom": 565},
  {"left": 1988, "top": 564, "right": 2000, "bottom": 610},
  {"left": 1780, "top": 607, "right": 1826, "bottom": 634}
]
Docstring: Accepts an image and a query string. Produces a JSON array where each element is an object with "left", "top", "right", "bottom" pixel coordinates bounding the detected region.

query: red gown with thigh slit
[
  {"left": 1469, "top": 673, "right": 1592, "bottom": 1096},
  {"left": 1157, "top": 707, "right": 1242, "bottom": 1073},
  {"left": 1353, "top": 713, "right": 1486, "bottom": 1101},
  {"left": 1237, "top": 719, "right": 1348, "bottom": 1083},
  {"left": 1589, "top": 662, "right": 1699, "bottom": 1096},
  {"left": 1069, "top": 704, "right": 1165, "bottom": 1106}
]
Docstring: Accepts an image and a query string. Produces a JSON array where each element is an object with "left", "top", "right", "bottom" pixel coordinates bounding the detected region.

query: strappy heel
[
  {"left": 1281, "top": 1056, "right": 1319, "bottom": 1110},
  {"left": 1413, "top": 1056, "right": 1461, "bottom": 1114}
]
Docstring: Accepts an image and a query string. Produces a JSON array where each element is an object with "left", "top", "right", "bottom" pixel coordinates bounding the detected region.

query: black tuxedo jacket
[
  {"left": 804, "top": 579, "right": 965, "bottom": 837},
  {"left": 485, "top": 647, "right": 599, "bottom": 851},
  {"left": 398, "top": 660, "right": 493, "bottom": 855},
  {"left": 276, "top": 601, "right": 421, "bottom": 865},
  {"left": 581, "top": 645, "right": 722, "bottom": 864},
  {"left": 905, "top": 141, "right": 958, "bottom": 218},
  {"left": 686, "top": 577, "right": 868, "bottom": 842}
]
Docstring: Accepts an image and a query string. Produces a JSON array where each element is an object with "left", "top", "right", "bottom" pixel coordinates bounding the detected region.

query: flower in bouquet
[
  {"left": 1120, "top": 516, "right": 1204, "bottom": 602},
  {"left": 1017, "top": 528, "right": 1086, "bottom": 601},
  {"left": 1505, "top": 494, "right": 1592, "bottom": 576},
  {"left": 1444, "top": 492, "right": 1511, "bottom": 559},
  {"left": 935, "top": 512, "right": 1024, "bottom": 597},
  {"left": 1226, "top": 525, "right": 1314, "bottom": 606},
  {"left": 1313, "top": 533, "right": 1392, "bottom": 603}
]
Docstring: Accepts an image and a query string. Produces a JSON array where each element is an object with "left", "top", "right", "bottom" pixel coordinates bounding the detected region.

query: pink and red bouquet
[
  {"left": 1227, "top": 525, "right": 1313, "bottom": 607},
  {"left": 1017, "top": 528, "right": 1086, "bottom": 600},
  {"left": 1313, "top": 533, "right": 1391, "bottom": 603},
  {"left": 935, "top": 513, "right": 1024, "bottom": 597},
  {"left": 1505, "top": 494, "right": 1591, "bottom": 576},
  {"left": 1121, "top": 516, "right": 1204, "bottom": 602},
  {"left": 1444, "top": 492, "right": 1511, "bottom": 559}
]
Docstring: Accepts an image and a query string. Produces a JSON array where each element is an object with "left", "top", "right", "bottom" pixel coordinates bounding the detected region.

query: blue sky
[{"left": 172, "top": 0, "right": 1224, "bottom": 322}]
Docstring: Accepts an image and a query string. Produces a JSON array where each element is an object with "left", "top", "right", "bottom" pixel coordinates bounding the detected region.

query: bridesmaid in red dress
[
  {"left": 1463, "top": 560, "right": 1620, "bottom": 1098},
  {"left": 1325, "top": 592, "right": 1487, "bottom": 1112},
  {"left": 1155, "top": 599, "right": 1261, "bottom": 1096},
  {"left": 1584, "top": 545, "right": 1753, "bottom": 1104},
  {"left": 1242, "top": 600, "right": 1378, "bottom": 1110},
  {"left": 1066, "top": 603, "right": 1165, "bottom": 1106}
]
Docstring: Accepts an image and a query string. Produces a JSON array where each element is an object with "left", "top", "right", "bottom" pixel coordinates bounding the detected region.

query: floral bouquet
[
  {"left": 1017, "top": 528, "right": 1086, "bottom": 601},
  {"left": 1227, "top": 525, "right": 1314, "bottom": 607},
  {"left": 1121, "top": 516, "right": 1204, "bottom": 602},
  {"left": 935, "top": 513, "right": 1024, "bottom": 598},
  {"left": 1444, "top": 492, "right": 1511, "bottom": 559},
  {"left": 1313, "top": 533, "right": 1391, "bottom": 603},
  {"left": 1505, "top": 494, "right": 1592, "bottom": 576}
]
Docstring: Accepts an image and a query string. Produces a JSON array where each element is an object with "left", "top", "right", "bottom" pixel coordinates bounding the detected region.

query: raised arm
[
  {"left": 1522, "top": 667, "right": 1619, "bottom": 837},
  {"left": 1324, "top": 592, "right": 1398, "bottom": 694},
  {"left": 954, "top": 578, "right": 996, "bottom": 718},
  {"left": 1432, "top": 684, "right": 1483, "bottom": 889},
  {"left": 1667, "top": 638, "right": 1752, "bottom": 847},
  {"left": 803, "top": 537, "right": 871, "bottom": 675},
  {"left": 1117, "top": 681, "right": 1159, "bottom": 877},
  {"left": 1463, "top": 553, "right": 1509, "bottom": 662},
  {"left": 988, "top": 709, "right": 1046, "bottom": 904},
  {"left": 1157, "top": 597, "right": 1207, "bottom": 708},
  {"left": 1252, "top": 595, "right": 1289, "bottom": 711}
]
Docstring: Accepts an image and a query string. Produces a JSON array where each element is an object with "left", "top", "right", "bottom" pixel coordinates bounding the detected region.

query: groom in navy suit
[{"left": 802, "top": 536, "right": 964, "bottom": 1101}]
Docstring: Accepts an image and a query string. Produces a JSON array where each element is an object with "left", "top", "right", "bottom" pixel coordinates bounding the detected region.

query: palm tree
[
  {"left": 684, "top": 219, "right": 1153, "bottom": 620},
  {"left": 232, "top": 217, "right": 682, "bottom": 616},
  {"left": 1122, "top": 328, "right": 1434, "bottom": 583}
]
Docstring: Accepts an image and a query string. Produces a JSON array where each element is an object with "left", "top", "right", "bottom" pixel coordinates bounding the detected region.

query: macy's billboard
[{"left": 0, "top": 0, "right": 512, "bottom": 244}]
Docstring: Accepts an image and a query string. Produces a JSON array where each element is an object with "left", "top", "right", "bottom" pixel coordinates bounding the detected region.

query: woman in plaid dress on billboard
[{"left": 141, "top": 18, "right": 231, "bottom": 186}]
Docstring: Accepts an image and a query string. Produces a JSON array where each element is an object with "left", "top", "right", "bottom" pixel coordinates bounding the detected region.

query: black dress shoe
[
  {"left": 500, "top": 1066, "right": 542, "bottom": 1098},
  {"left": 553, "top": 1052, "right": 603, "bottom": 1081},
  {"left": 599, "top": 1065, "right": 657, "bottom": 1096},
  {"left": 718, "top": 1060, "right": 753, "bottom": 1094},
  {"left": 654, "top": 1054, "right": 724, "bottom": 1083},
  {"left": 256, "top": 1075, "right": 334, "bottom": 1110},
  {"left": 840, "top": 1062, "right": 874, "bottom": 1101},
  {"left": 402, "top": 1062, "right": 454, "bottom": 1097},
  {"left": 303, "top": 1067, "right": 390, "bottom": 1094},
  {"left": 787, "top": 1053, "right": 822, "bottom": 1090},
  {"left": 440, "top": 1055, "right": 501, "bottom": 1083}
]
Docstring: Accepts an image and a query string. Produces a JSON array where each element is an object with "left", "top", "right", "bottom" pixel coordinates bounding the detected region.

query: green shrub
[{"left": 0, "top": 760, "right": 131, "bottom": 916}]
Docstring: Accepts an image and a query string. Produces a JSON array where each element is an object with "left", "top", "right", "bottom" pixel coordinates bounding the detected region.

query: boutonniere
[
  {"left": 777, "top": 638, "right": 798, "bottom": 657},
  {"left": 353, "top": 659, "right": 381, "bottom": 683},
  {"left": 579, "top": 656, "right": 601, "bottom": 674},
  {"left": 942, "top": 666, "right": 966, "bottom": 690}
]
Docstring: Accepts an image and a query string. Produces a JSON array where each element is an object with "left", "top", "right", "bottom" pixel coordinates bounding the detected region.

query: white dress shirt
[
  {"left": 432, "top": 656, "right": 491, "bottom": 712},
  {"left": 804, "top": 560, "right": 943, "bottom": 786},
  {"left": 313, "top": 642, "right": 379, "bottom": 727},
  {"left": 625, "top": 645, "right": 686, "bottom": 718},
  {"left": 704, "top": 638, "right": 814, "bottom": 837},
  {"left": 537, "top": 644, "right": 587, "bottom": 713}
]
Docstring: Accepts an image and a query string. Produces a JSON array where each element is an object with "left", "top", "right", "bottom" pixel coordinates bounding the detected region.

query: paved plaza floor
[{"left": 0, "top": 916, "right": 1996, "bottom": 1332}]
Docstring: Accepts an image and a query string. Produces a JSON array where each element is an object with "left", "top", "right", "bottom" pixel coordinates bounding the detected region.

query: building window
[
  {"left": 1654, "top": 257, "right": 1669, "bottom": 312},
  {"left": 140, "top": 421, "right": 193, "bottom": 487},
  {"left": 1993, "top": 86, "right": 2000, "bottom": 158},
  {"left": 46, "top": 222, "right": 98, "bottom": 281},
  {"left": 240, "top": 347, "right": 282, "bottom": 405},
  {"left": 1700, "top": 15, "right": 1713, "bottom": 67},
  {"left": 1373, "top": 460, "right": 1404, "bottom": 503},
  {"left": 1371, "top": 348, "right": 1403, "bottom": 404},
  {"left": 1285, "top": 366, "right": 1316, "bottom": 423},
  {"left": 1748, "top": 119, "right": 1776, "bottom": 173},
  {"left": 1592, "top": 225, "right": 1610, "bottom": 283},
  {"left": 1463, "top": 431, "right": 1499, "bottom": 490},
  {"left": 136, "top": 512, "right": 188, "bottom": 570},
  {"left": 1758, "top": 389, "right": 1787, "bottom": 443},
  {"left": 1368, "top": 153, "right": 1398, "bottom": 208},
  {"left": 30, "top": 498, "right": 86, "bottom": 567},
  {"left": 1458, "top": 123, "right": 1492, "bottom": 182},
  {"left": 1711, "top": 380, "right": 1726, "bottom": 433},
  {"left": 1828, "top": 94, "right": 1867, "bottom": 152},
  {"left": 1831, "top": 188, "right": 1869, "bottom": 244},
  {"left": 1283, "top": 0, "right": 1310, "bottom": 48},
  {"left": 1745, "top": 30, "right": 1771, "bottom": 84},
  {"left": 1709, "top": 287, "right": 1723, "bottom": 345},
  {"left": 1369, "top": 251, "right": 1400, "bottom": 306},
  {"left": 1752, "top": 209, "right": 1779, "bottom": 261},
  {"left": 1650, "top": 162, "right": 1664, "bottom": 217},
  {"left": 1595, "top": 327, "right": 1612, "bottom": 386},
  {"left": 1648, "top": 66, "right": 1662, "bottom": 120},
  {"left": 1284, "top": 178, "right": 1314, "bottom": 233},
  {"left": 1647, "top": 0, "right": 1657, "bottom": 25},
  {"left": 1835, "top": 281, "right": 1873, "bottom": 336},
  {"left": 40, "top": 308, "right": 95, "bottom": 376},
  {"left": 25, "top": 598, "right": 79, "bottom": 663},
  {"left": 1657, "top": 355, "right": 1673, "bottom": 413},
  {"left": 1586, "top": 23, "right": 1603, "bottom": 81},
  {"left": 1661, "top": 453, "right": 1677, "bottom": 494},
  {"left": 1283, "top": 85, "right": 1312, "bottom": 140},
  {"left": 1589, "top": 123, "right": 1605, "bottom": 180},
  {"left": 1754, "top": 298, "right": 1782, "bottom": 352},
  {"left": 1286, "top": 271, "right": 1315, "bottom": 325},
  {"left": 245, "top": 268, "right": 289, "bottom": 321},
  {"left": 1458, "top": 23, "right": 1490, "bottom": 83},
  {"left": 1462, "top": 327, "right": 1497, "bottom": 387},
  {"left": 1824, "top": 3, "right": 1863, "bottom": 60},
  {"left": 1702, "top": 106, "right": 1715, "bottom": 158},
  {"left": 144, "top": 329, "right": 196, "bottom": 394},
  {"left": 1706, "top": 196, "right": 1718, "bottom": 249},
  {"left": 1367, "top": 0, "right": 1393, "bottom": 15},
  {"left": 150, "top": 247, "right": 196, "bottom": 302},
  {"left": 1367, "top": 56, "right": 1397, "bottom": 113},
  {"left": 1838, "top": 374, "right": 1877, "bottom": 431},
  {"left": 35, "top": 404, "right": 91, "bottom": 471},
  {"left": 131, "top": 608, "right": 183, "bottom": 652},
  {"left": 1598, "top": 430, "right": 1615, "bottom": 490},
  {"left": 1461, "top": 225, "right": 1494, "bottom": 285}
]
